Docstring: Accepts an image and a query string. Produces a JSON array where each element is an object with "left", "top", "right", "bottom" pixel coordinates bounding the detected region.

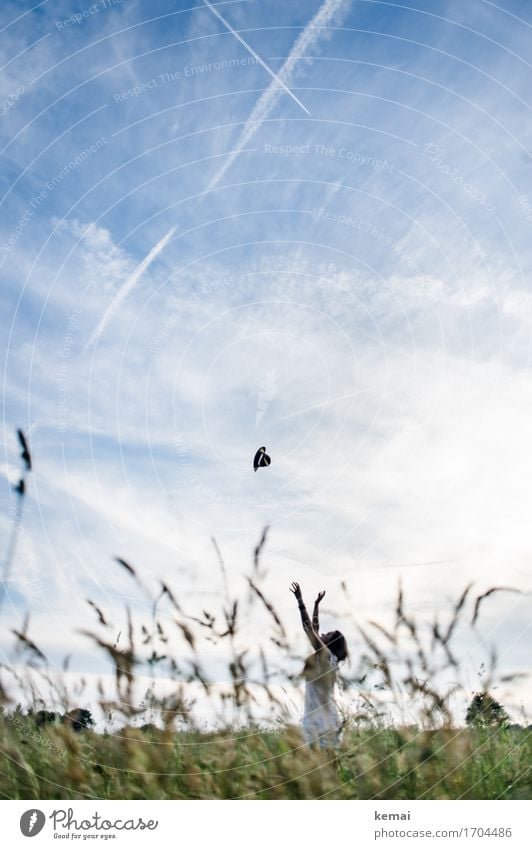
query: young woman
[{"left": 290, "top": 581, "right": 348, "bottom": 749}]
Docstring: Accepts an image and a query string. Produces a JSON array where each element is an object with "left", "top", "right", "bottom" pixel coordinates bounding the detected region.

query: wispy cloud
[
  {"left": 206, "top": 0, "right": 352, "bottom": 191},
  {"left": 87, "top": 226, "right": 176, "bottom": 347}
]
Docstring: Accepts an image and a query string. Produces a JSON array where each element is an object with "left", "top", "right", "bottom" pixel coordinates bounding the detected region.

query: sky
[{"left": 1, "top": 0, "right": 532, "bottom": 725}]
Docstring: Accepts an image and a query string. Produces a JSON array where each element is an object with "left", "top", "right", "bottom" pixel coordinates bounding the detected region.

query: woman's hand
[
  {"left": 314, "top": 590, "right": 326, "bottom": 605},
  {"left": 289, "top": 581, "right": 302, "bottom": 600}
]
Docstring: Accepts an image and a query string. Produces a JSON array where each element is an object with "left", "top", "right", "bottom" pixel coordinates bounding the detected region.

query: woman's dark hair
[{"left": 324, "top": 630, "right": 348, "bottom": 662}]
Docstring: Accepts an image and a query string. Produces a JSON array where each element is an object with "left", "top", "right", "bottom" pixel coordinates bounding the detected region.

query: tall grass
[{"left": 1, "top": 712, "right": 530, "bottom": 800}]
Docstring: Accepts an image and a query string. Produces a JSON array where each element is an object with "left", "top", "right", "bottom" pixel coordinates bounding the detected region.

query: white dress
[{"left": 302, "top": 648, "right": 342, "bottom": 748}]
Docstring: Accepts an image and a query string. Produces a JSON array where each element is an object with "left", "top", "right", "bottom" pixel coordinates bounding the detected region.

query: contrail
[
  {"left": 206, "top": 0, "right": 351, "bottom": 192},
  {"left": 88, "top": 226, "right": 176, "bottom": 347},
  {"left": 201, "top": 0, "right": 310, "bottom": 115}
]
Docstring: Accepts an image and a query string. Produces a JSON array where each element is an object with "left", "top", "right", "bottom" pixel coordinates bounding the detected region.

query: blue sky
[{"left": 1, "top": 0, "right": 532, "bottom": 721}]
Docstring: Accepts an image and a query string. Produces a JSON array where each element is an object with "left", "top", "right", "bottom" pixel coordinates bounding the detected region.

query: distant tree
[
  {"left": 140, "top": 723, "right": 158, "bottom": 734},
  {"left": 466, "top": 692, "right": 510, "bottom": 728},
  {"left": 62, "top": 708, "right": 95, "bottom": 732},
  {"left": 35, "top": 710, "right": 58, "bottom": 728}
]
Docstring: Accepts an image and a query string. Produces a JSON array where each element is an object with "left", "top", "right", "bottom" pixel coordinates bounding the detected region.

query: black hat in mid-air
[{"left": 253, "top": 446, "right": 271, "bottom": 472}]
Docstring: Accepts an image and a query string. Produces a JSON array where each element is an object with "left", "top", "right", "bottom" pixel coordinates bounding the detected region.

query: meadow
[
  {"left": 1, "top": 560, "right": 530, "bottom": 800},
  {"left": 1, "top": 713, "right": 530, "bottom": 800}
]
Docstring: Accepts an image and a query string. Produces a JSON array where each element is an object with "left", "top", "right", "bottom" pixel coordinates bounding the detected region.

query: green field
[{"left": 1, "top": 715, "right": 530, "bottom": 800}]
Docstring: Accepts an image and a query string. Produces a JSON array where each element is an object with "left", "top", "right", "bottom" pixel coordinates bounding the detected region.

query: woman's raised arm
[
  {"left": 290, "top": 582, "right": 325, "bottom": 651},
  {"left": 312, "top": 590, "right": 325, "bottom": 632}
]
